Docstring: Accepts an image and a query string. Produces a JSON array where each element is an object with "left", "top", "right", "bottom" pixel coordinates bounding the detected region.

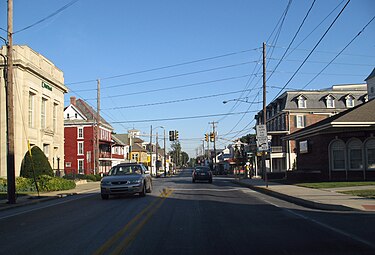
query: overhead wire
[
  {"left": 267, "top": 0, "right": 316, "bottom": 82},
  {"left": 66, "top": 47, "right": 260, "bottom": 85},
  {"left": 14, "top": 0, "right": 81, "bottom": 34},
  {"left": 300, "top": 15, "right": 375, "bottom": 90},
  {"left": 272, "top": 0, "right": 351, "bottom": 101}
]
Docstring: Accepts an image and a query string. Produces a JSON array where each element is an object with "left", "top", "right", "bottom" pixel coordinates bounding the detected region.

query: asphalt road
[{"left": 1, "top": 169, "right": 375, "bottom": 255}]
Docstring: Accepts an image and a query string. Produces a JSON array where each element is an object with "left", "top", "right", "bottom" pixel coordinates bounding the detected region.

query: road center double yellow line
[{"left": 93, "top": 188, "right": 173, "bottom": 255}]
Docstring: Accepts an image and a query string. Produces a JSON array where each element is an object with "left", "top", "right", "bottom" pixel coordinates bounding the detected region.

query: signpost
[{"left": 256, "top": 125, "right": 269, "bottom": 151}]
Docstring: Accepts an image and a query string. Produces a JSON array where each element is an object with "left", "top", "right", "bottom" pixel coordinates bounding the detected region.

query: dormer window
[
  {"left": 297, "top": 95, "right": 306, "bottom": 108},
  {"left": 345, "top": 95, "right": 355, "bottom": 108},
  {"left": 325, "top": 95, "right": 335, "bottom": 108}
]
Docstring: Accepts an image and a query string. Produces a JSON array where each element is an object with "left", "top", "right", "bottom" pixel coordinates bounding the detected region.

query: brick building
[
  {"left": 64, "top": 97, "right": 123, "bottom": 175},
  {"left": 255, "top": 84, "right": 368, "bottom": 174}
]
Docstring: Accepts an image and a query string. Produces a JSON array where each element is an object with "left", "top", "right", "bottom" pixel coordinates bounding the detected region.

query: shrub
[
  {"left": 20, "top": 146, "right": 53, "bottom": 178},
  {"left": 37, "top": 175, "right": 76, "bottom": 191}
]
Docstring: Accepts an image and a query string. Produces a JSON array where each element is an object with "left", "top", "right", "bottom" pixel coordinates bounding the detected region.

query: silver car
[{"left": 100, "top": 163, "right": 152, "bottom": 200}]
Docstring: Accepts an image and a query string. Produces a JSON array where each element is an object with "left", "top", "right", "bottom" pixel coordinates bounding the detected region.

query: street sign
[{"left": 256, "top": 125, "right": 269, "bottom": 151}]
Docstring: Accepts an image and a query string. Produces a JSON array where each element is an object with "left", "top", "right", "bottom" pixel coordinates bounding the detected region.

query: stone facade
[{"left": 0, "top": 45, "right": 67, "bottom": 177}]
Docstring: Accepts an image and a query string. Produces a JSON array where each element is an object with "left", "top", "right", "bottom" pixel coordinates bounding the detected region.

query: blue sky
[{"left": 1, "top": 0, "right": 374, "bottom": 158}]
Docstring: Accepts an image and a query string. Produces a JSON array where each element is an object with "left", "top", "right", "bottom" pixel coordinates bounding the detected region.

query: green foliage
[
  {"left": 20, "top": 146, "right": 53, "bottom": 178},
  {"left": 63, "top": 174, "right": 101, "bottom": 181},
  {"left": 0, "top": 176, "right": 76, "bottom": 193}
]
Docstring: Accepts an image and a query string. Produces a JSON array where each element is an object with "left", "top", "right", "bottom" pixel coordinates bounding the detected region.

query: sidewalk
[
  {"left": 233, "top": 178, "right": 375, "bottom": 212},
  {"left": 0, "top": 181, "right": 100, "bottom": 211}
]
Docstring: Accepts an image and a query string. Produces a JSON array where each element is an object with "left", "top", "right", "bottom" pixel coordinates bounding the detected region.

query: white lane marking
[
  {"left": 261, "top": 197, "right": 375, "bottom": 249},
  {"left": 173, "top": 188, "right": 247, "bottom": 192},
  {"left": 0, "top": 193, "right": 97, "bottom": 220}
]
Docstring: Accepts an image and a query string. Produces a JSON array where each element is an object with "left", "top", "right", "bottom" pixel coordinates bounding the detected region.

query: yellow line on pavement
[
  {"left": 110, "top": 189, "right": 173, "bottom": 255},
  {"left": 92, "top": 188, "right": 173, "bottom": 255}
]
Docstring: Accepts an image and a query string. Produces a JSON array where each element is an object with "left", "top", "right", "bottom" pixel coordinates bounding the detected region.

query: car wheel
[
  {"left": 101, "top": 194, "right": 109, "bottom": 200},
  {"left": 140, "top": 184, "right": 146, "bottom": 197}
]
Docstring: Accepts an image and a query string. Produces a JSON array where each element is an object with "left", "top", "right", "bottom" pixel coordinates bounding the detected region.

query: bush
[
  {"left": 0, "top": 176, "right": 76, "bottom": 193},
  {"left": 37, "top": 175, "right": 76, "bottom": 191},
  {"left": 63, "top": 173, "right": 102, "bottom": 182},
  {"left": 20, "top": 146, "right": 54, "bottom": 178}
]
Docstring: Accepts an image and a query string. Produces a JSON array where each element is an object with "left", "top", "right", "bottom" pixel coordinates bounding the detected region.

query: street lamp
[{"left": 222, "top": 97, "right": 250, "bottom": 104}]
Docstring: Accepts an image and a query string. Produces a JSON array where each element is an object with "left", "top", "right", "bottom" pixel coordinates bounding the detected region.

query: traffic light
[
  {"left": 210, "top": 132, "right": 215, "bottom": 142},
  {"left": 174, "top": 130, "right": 179, "bottom": 140},
  {"left": 205, "top": 133, "right": 208, "bottom": 142},
  {"left": 169, "top": 130, "right": 175, "bottom": 141}
]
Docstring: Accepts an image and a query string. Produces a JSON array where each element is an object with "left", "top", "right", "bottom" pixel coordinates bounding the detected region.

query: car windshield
[{"left": 108, "top": 165, "right": 142, "bottom": 176}]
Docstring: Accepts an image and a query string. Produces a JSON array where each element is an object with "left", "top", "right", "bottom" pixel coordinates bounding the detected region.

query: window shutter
[{"left": 304, "top": 116, "right": 307, "bottom": 127}]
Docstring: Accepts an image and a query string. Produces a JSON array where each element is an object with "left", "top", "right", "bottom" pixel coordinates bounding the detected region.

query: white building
[{"left": 0, "top": 45, "right": 68, "bottom": 177}]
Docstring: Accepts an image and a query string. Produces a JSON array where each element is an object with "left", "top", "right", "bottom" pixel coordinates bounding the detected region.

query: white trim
[{"left": 77, "top": 141, "right": 84, "bottom": 155}]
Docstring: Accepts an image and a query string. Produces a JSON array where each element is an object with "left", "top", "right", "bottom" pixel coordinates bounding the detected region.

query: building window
[
  {"left": 41, "top": 98, "right": 47, "bottom": 129},
  {"left": 78, "top": 127, "right": 84, "bottom": 139},
  {"left": 65, "top": 162, "right": 71, "bottom": 168},
  {"left": 53, "top": 103, "right": 58, "bottom": 132},
  {"left": 43, "top": 144, "right": 49, "bottom": 157},
  {"left": 28, "top": 92, "right": 35, "bottom": 128},
  {"left": 132, "top": 153, "right": 139, "bottom": 162},
  {"left": 296, "top": 115, "right": 305, "bottom": 128},
  {"left": 348, "top": 139, "right": 363, "bottom": 170},
  {"left": 345, "top": 95, "right": 355, "bottom": 108},
  {"left": 365, "top": 139, "right": 375, "bottom": 170},
  {"left": 330, "top": 140, "right": 346, "bottom": 170},
  {"left": 78, "top": 159, "right": 84, "bottom": 174},
  {"left": 78, "top": 141, "right": 84, "bottom": 155},
  {"left": 326, "top": 95, "right": 335, "bottom": 108},
  {"left": 297, "top": 96, "right": 306, "bottom": 108}
]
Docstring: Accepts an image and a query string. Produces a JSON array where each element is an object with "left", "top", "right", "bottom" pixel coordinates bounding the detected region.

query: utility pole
[
  {"left": 156, "top": 132, "right": 158, "bottom": 175},
  {"left": 209, "top": 121, "right": 218, "bottom": 170},
  {"left": 7, "top": 0, "right": 16, "bottom": 204},
  {"left": 163, "top": 129, "right": 166, "bottom": 177},
  {"left": 149, "top": 125, "right": 153, "bottom": 176},
  {"left": 202, "top": 139, "right": 205, "bottom": 164},
  {"left": 262, "top": 42, "right": 268, "bottom": 188},
  {"left": 95, "top": 79, "right": 100, "bottom": 174}
]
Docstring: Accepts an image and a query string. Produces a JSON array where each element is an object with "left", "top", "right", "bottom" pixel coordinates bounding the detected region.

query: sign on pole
[{"left": 256, "top": 125, "right": 269, "bottom": 151}]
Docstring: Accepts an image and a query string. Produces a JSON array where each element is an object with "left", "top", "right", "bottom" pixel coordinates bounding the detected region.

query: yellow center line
[
  {"left": 110, "top": 189, "right": 173, "bottom": 255},
  {"left": 93, "top": 188, "right": 173, "bottom": 255}
]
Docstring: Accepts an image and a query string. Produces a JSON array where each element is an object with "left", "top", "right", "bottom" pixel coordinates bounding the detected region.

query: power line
[
  {"left": 109, "top": 110, "right": 259, "bottom": 124},
  {"left": 83, "top": 74, "right": 254, "bottom": 101},
  {"left": 272, "top": 0, "right": 351, "bottom": 100},
  {"left": 301, "top": 15, "right": 375, "bottom": 90},
  {"left": 66, "top": 47, "right": 260, "bottom": 85},
  {"left": 14, "top": 0, "right": 80, "bottom": 34},
  {"left": 268, "top": 58, "right": 374, "bottom": 67},
  {"left": 267, "top": 0, "right": 316, "bottom": 82},
  {"left": 102, "top": 89, "right": 261, "bottom": 110},
  {"left": 73, "top": 61, "right": 259, "bottom": 92}
]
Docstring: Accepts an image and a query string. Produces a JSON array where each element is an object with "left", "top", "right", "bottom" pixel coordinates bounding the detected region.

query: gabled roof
[
  {"left": 112, "top": 134, "right": 126, "bottom": 146},
  {"left": 67, "top": 99, "right": 113, "bottom": 130},
  {"left": 365, "top": 68, "right": 375, "bottom": 81},
  {"left": 285, "top": 98, "right": 375, "bottom": 140}
]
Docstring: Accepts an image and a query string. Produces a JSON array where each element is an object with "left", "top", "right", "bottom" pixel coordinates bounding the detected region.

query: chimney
[{"left": 70, "top": 96, "right": 76, "bottom": 105}]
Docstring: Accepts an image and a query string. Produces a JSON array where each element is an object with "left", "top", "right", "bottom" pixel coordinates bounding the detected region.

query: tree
[
  {"left": 20, "top": 146, "right": 54, "bottom": 178},
  {"left": 169, "top": 141, "right": 189, "bottom": 168}
]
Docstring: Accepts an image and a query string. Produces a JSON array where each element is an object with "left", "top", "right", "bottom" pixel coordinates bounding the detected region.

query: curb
[{"left": 232, "top": 180, "right": 357, "bottom": 211}]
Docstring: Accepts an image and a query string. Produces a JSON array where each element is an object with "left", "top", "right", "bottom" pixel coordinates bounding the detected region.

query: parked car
[
  {"left": 100, "top": 163, "right": 152, "bottom": 200},
  {"left": 192, "top": 166, "right": 212, "bottom": 183}
]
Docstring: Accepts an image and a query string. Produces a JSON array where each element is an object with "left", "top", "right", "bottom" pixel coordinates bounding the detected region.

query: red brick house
[
  {"left": 64, "top": 97, "right": 124, "bottom": 175},
  {"left": 285, "top": 98, "right": 375, "bottom": 181}
]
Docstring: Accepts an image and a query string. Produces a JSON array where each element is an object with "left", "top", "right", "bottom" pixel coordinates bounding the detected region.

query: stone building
[{"left": 0, "top": 45, "right": 67, "bottom": 177}]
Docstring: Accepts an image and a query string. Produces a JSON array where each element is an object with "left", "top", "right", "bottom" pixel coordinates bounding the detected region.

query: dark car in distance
[
  {"left": 192, "top": 166, "right": 212, "bottom": 183},
  {"left": 100, "top": 163, "right": 152, "bottom": 199}
]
